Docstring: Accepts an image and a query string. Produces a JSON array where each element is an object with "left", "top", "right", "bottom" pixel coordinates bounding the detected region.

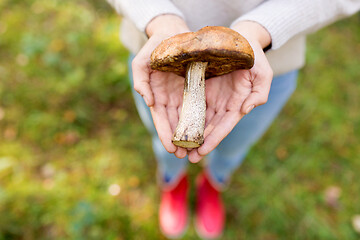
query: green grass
[{"left": 0, "top": 0, "right": 360, "bottom": 239}]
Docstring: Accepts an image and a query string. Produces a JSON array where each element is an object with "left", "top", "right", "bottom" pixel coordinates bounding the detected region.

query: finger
[
  {"left": 240, "top": 88, "right": 269, "bottom": 115},
  {"left": 174, "top": 147, "right": 187, "bottom": 159},
  {"left": 132, "top": 58, "right": 155, "bottom": 107},
  {"left": 240, "top": 72, "right": 273, "bottom": 115},
  {"left": 198, "top": 111, "right": 241, "bottom": 156},
  {"left": 188, "top": 149, "right": 204, "bottom": 163},
  {"left": 150, "top": 106, "right": 177, "bottom": 153}
]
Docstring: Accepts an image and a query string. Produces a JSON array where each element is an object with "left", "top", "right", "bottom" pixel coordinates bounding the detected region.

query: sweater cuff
[
  {"left": 230, "top": 0, "right": 319, "bottom": 50},
  {"left": 108, "top": 0, "right": 185, "bottom": 33}
]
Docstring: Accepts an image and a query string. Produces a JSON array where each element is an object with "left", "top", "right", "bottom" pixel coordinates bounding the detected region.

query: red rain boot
[
  {"left": 195, "top": 172, "right": 225, "bottom": 239},
  {"left": 159, "top": 174, "right": 189, "bottom": 238}
]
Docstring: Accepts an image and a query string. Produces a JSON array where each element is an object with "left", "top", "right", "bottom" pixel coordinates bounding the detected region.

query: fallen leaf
[
  {"left": 41, "top": 164, "right": 55, "bottom": 179},
  {"left": 63, "top": 110, "right": 76, "bottom": 123},
  {"left": 16, "top": 54, "right": 28, "bottom": 66},
  {"left": 0, "top": 107, "right": 4, "bottom": 120},
  {"left": 4, "top": 127, "right": 17, "bottom": 140},
  {"left": 128, "top": 176, "right": 140, "bottom": 188},
  {"left": 324, "top": 185, "right": 342, "bottom": 209},
  {"left": 276, "top": 146, "right": 288, "bottom": 160}
]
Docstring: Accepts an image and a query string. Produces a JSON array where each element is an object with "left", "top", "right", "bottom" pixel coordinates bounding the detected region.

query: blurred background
[{"left": 0, "top": 0, "right": 360, "bottom": 239}]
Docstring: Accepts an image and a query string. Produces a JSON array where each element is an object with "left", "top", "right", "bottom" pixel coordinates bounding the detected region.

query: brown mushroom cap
[{"left": 150, "top": 26, "right": 254, "bottom": 79}]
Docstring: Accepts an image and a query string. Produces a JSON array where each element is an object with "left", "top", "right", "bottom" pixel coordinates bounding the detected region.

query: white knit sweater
[{"left": 108, "top": 0, "right": 360, "bottom": 75}]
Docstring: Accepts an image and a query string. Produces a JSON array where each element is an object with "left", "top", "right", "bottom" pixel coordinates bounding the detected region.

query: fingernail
[{"left": 246, "top": 105, "right": 255, "bottom": 114}]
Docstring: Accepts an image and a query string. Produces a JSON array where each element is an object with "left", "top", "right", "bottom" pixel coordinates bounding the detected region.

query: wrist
[
  {"left": 231, "top": 21, "right": 271, "bottom": 50},
  {"left": 146, "top": 14, "right": 190, "bottom": 38}
]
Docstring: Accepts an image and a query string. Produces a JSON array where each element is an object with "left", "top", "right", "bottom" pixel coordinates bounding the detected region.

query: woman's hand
[
  {"left": 133, "top": 17, "right": 273, "bottom": 162},
  {"left": 188, "top": 21, "right": 273, "bottom": 162},
  {"left": 131, "top": 15, "right": 190, "bottom": 158}
]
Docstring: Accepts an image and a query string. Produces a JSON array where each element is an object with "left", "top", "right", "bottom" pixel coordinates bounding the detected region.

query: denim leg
[
  {"left": 207, "top": 70, "right": 299, "bottom": 188},
  {"left": 128, "top": 56, "right": 188, "bottom": 186}
]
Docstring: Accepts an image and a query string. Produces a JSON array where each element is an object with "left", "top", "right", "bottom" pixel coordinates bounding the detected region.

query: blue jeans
[{"left": 129, "top": 57, "right": 298, "bottom": 188}]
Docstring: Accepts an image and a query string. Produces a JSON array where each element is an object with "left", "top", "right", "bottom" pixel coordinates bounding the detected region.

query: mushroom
[{"left": 150, "top": 26, "right": 254, "bottom": 148}]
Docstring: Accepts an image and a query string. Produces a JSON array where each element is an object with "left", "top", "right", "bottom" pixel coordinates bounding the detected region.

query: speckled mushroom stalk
[{"left": 172, "top": 62, "right": 208, "bottom": 148}]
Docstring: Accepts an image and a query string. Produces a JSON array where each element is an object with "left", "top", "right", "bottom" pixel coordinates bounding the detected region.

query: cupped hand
[
  {"left": 132, "top": 18, "right": 273, "bottom": 162},
  {"left": 131, "top": 15, "right": 190, "bottom": 158},
  {"left": 188, "top": 38, "right": 273, "bottom": 163}
]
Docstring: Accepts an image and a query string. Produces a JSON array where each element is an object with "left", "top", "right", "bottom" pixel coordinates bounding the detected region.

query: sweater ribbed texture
[
  {"left": 108, "top": 0, "right": 360, "bottom": 49},
  {"left": 107, "top": 0, "right": 185, "bottom": 32},
  {"left": 232, "top": 0, "right": 360, "bottom": 49},
  {"left": 107, "top": 0, "right": 360, "bottom": 75}
]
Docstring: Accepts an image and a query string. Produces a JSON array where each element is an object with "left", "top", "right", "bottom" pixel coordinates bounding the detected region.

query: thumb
[
  {"left": 240, "top": 87, "right": 269, "bottom": 115},
  {"left": 240, "top": 69, "right": 272, "bottom": 115},
  {"left": 132, "top": 58, "right": 155, "bottom": 107}
]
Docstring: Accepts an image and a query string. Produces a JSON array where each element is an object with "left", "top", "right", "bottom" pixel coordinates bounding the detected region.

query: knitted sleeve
[
  {"left": 107, "top": 0, "right": 185, "bottom": 33},
  {"left": 231, "top": 0, "right": 360, "bottom": 50}
]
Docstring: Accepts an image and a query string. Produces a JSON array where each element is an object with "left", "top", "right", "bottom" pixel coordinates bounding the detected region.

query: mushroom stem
[{"left": 172, "top": 61, "right": 208, "bottom": 148}]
